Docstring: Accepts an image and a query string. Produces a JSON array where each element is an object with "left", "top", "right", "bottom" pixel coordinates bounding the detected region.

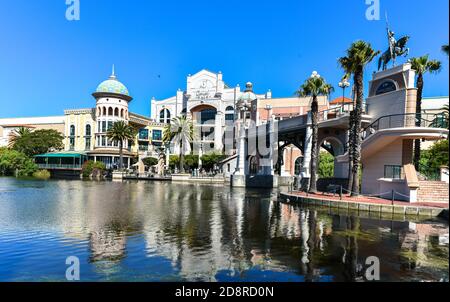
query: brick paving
[{"left": 287, "top": 191, "right": 449, "bottom": 209}]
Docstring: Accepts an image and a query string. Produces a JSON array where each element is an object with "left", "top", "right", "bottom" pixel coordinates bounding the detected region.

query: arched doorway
[{"left": 319, "top": 137, "right": 345, "bottom": 179}]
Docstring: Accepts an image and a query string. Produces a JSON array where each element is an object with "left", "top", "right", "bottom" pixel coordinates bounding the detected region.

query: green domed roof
[{"left": 96, "top": 76, "right": 129, "bottom": 96}]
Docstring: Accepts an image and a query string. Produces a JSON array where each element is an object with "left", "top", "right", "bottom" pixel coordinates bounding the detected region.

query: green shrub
[
  {"left": 142, "top": 157, "right": 158, "bottom": 167},
  {"left": 0, "top": 148, "right": 37, "bottom": 176},
  {"left": 169, "top": 155, "right": 180, "bottom": 170},
  {"left": 33, "top": 169, "right": 51, "bottom": 180},
  {"left": 200, "top": 152, "right": 227, "bottom": 171},
  {"left": 82, "top": 161, "right": 106, "bottom": 178},
  {"left": 419, "top": 140, "right": 449, "bottom": 178},
  {"left": 318, "top": 151, "right": 334, "bottom": 178}
]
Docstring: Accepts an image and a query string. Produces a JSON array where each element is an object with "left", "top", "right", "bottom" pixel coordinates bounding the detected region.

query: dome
[
  {"left": 96, "top": 77, "right": 129, "bottom": 96},
  {"left": 238, "top": 82, "right": 257, "bottom": 104},
  {"left": 95, "top": 66, "right": 130, "bottom": 96}
]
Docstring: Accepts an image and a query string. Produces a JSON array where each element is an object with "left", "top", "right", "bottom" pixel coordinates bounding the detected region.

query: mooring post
[{"left": 391, "top": 190, "right": 395, "bottom": 205}]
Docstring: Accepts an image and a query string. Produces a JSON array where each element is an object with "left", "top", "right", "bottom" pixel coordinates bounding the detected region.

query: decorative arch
[
  {"left": 121, "top": 108, "right": 124, "bottom": 118},
  {"left": 225, "top": 106, "right": 234, "bottom": 111},
  {"left": 108, "top": 107, "right": 113, "bottom": 116},
  {"left": 114, "top": 108, "right": 119, "bottom": 117},
  {"left": 375, "top": 79, "right": 398, "bottom": 95},
  {"left": 85, "top": 124, "right": 91, "bottom": 136},
  {"left": 319, "top": 137, "right": 345, "bottom": 157},
  {"left": 294, "top": 156, "right": 304, "bottom": 175},
  {"left": 159, "top": 109, "right": 171, "bottom": 124},
  {"left": 103, "top": 107, "right": 106, "bottom": 116},
  {"left": 70, "top": 125, "right": 76, "bottom": 136}
]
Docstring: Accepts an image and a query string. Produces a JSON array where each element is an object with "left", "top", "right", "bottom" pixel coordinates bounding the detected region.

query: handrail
[{"left": 362, "top": 113, "right": 448, "bottom": 141}]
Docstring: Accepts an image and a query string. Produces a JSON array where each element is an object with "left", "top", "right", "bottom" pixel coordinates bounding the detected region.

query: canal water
[{"left": 0, "top": 177, "right": 448, "bottom": 282}]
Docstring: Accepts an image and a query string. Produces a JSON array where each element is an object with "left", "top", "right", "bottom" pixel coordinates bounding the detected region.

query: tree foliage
[
  {"left": 296, "top": 73, "right": 334, "bottom": 193},
  {"left": 201, "top": 152, "right": 227, "bottom": 171},
  {"left": 163, "top": 116, "right": 194, "bottom": 173},
  {"left": 82, "top": 161, "right": 106, "bottom": 178},
  {"left": 419, "top": 140, "right": 449, "bottom": 179},
  {"left": 106, "top": 121, "right": 136, "bottom": 170},
  {"left": 338, "top": 40, "right": 380, "bottom": 196},
  {"left": 318, "top": 151, "right": 334, "bottom": 178},
  {"left": 142, "top": 157, "right": 158, "bottom": 167},
  {"left": 0, "top": 148, "right": 38, "bottom": 176},
  {"left": 12, "top": 129, "right": 64, "bottom": 157}
]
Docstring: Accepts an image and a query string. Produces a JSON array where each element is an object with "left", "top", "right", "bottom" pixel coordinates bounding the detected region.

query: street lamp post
[
  {"left": 338, "top": 79, "right": 350, "bottom": 112},
  {"left": 265, "top": 104, "right": 273, "bottom": 122}
]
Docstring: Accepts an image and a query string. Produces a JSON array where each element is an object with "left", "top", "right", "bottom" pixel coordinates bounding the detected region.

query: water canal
[{"left": 0, "top": 178, "right": 448, "bottom": 281}]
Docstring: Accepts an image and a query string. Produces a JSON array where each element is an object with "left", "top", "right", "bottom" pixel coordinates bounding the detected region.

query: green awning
[{"left": 34, "top": 152, "right": 87, "bottom": 158}]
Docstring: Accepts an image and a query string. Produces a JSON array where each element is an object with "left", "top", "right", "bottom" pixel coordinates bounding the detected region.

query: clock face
[{"left": 195, "top": 80, "right": 215, "bottom": 100}]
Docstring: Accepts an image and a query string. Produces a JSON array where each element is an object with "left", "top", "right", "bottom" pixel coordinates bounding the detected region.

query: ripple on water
[{"left": 0, "top": 178, "right": 448, "bottom": 282}]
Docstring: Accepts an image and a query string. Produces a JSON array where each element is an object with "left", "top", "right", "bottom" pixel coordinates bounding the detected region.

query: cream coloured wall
[
  {"left": 64, "top": 111, "right": 95, "bottom": 152},
  {"left": 361, "top": 139, "right": 403, "bottom": 195}
]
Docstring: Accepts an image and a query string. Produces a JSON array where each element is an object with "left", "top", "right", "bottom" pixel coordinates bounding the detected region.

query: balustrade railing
[{"left": 362, "top": 113, "right": 448, "bottom": 141}]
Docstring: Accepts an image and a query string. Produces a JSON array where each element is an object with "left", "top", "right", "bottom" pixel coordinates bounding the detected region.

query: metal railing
[
  {"left": 37, "top": 164, "right": 82, "bottom": 170},
  {"left": 362, "top": 113, "right": 448, "bottom": 141}
]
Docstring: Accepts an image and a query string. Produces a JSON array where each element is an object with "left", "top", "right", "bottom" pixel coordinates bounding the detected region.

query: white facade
[{"left": 151, "top": 69, "right": 271, "bottom": 153}]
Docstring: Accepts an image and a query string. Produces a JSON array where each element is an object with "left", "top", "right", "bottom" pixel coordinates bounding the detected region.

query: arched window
[
  {"left": 294, "top": 157, "right": 304, "bottom": 176},
  {"left": 121, "top": 109, "right": 124, "bottom": 118},
  {"left": 70, "top": 125, "right": 76, "bottom": 136},
  {"left": 108, "top": 107, "right": 113, "bottom": 116},
  {"left": 114, "top": 108, "right": 119, "bottom": 117},
  {"left": 103, "top": 107, "right": 106, "bottom": 116},
  {"left": 375, "top": 80, "right": 397, "bottom": 95},
  {"left": 97, "top": 107, "right": 100, "bottom": 117},
  {"left": 159, "top": 109, "right": 171, "bottom": 124},
  {"left": 225, "top": 106, "right": 234, "bottom": 111},
  {"left": 85, "top": 124, "right": 91, "bottom": 136},
  {"left": 199, "top": 108, "right": 217, "bottom": 125}
]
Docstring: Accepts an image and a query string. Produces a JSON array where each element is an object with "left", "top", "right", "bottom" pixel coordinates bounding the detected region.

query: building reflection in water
[{"left": 45, "top": 181, "right": 448, "bottom": 281}]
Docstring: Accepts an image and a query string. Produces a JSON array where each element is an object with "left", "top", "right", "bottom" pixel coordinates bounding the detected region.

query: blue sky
[{"left": 0, "top": 0, "right": 448, "bottom": 118}]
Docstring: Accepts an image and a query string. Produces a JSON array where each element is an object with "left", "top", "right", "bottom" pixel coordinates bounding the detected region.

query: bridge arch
[{"left": 319, "top": 136, "right": 345, "bottom": 157}]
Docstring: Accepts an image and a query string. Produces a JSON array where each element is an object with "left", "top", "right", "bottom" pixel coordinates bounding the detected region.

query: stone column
[
  {"left": 214, "top": 112, "right": 224, "bottom": 152},
  {"left": 301, "top": 112, "right": 313, "bottom": 190},
  {"left": 235, "top": 125, "right": 247, "bottom": 175}
]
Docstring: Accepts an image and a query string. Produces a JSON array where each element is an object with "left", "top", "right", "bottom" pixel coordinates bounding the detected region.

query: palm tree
[
  {"left": 297, "top": 72, "right": 334, "bottom": 193},
  {"left": 442, "top": 44, "right": 449, "bottom": 56},
  {"left": 339, "top": 40, "right": 380, "bottom": 196},
  {"left": 410, "top": 55, "right": 442, "bottom": 169},
  {"left": 8, "top": 127, "right": 32, "bottom": 148},
  {"left": 107, "top": 121, "right": 136, "bottom": 170},
  {"left": 162, "top": 116, "right": 194, "bottom": 173}
]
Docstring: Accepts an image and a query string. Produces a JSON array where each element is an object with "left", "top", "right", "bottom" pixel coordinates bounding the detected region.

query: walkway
[{"left": 286, "top": 191, "right": 449, "bottom": 209}]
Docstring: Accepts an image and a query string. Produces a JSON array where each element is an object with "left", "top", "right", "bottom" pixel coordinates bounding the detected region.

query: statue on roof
[{"left": 378, "top": 13, "right": 410, "bottom": 70}]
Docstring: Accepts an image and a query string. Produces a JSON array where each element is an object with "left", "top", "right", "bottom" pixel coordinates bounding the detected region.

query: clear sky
[{"left": 0, "top": 0, "right": 448, "bottom": 118}]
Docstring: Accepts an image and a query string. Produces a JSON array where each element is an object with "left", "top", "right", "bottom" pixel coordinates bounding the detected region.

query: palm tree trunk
[
  {"left": 119, "top": 140, "right": 124, "bottom": 171},
  {"left": 309, "top": 96, "right": 319, "bottom": 193},
  {"left": 179, "top": 140, "right": 185, "bottom": 173},
  {"left": 347, "top": 110, "right": 354, "bottom": 192},
  {"left": 351, "top": 69, "right": 364, "bottom": 196},
  {"left": 414, "top": 73, "right": 424, "bottom": 170}
]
